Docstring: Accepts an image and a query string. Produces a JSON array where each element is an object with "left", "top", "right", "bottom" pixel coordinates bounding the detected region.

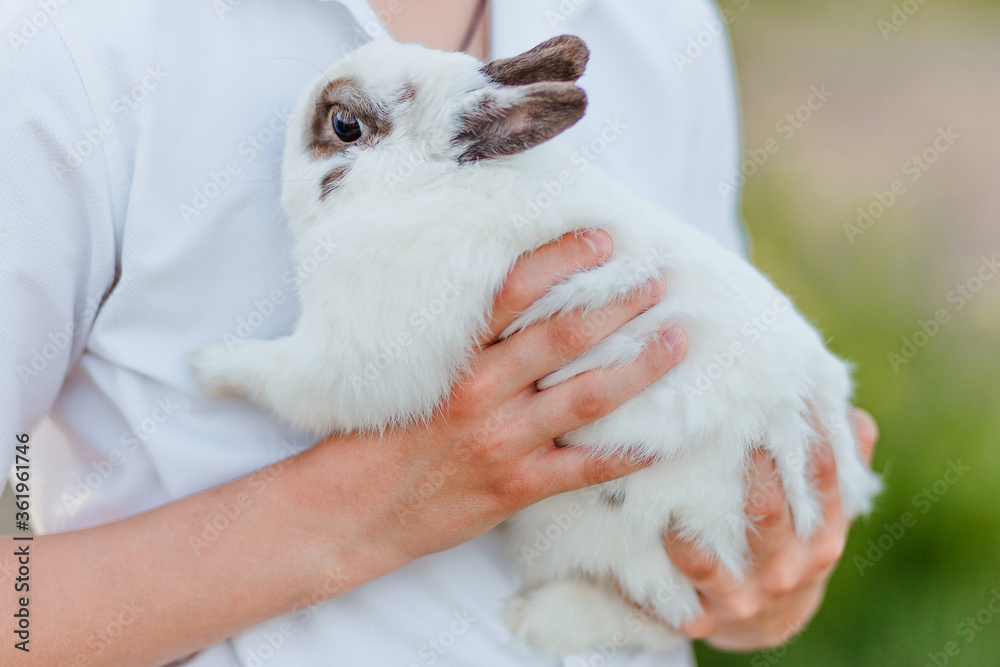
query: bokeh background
[{"left": 696, "top": 0, "right": 1000, "bottom": 665}]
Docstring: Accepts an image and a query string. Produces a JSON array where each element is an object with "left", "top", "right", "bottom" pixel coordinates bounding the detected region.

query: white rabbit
[{"left": 191, "top": 36, "right": 880, "bottom": 655}]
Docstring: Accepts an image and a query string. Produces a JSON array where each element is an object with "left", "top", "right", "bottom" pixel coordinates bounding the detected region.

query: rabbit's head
[{"left": 281, "top": 35, "right": 590, "bottom": 226}]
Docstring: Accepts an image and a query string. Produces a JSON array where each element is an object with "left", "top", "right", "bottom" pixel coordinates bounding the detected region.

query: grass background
[{"left": 694, "top": 0, "right": 1000, "bottom": 665}]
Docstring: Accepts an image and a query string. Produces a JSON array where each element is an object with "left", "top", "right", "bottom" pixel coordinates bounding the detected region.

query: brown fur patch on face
[
  {"left": 482, "top": 35, "right": 590, "bottom": 86},
  {"left": 456, "top": 82, "right": 587, "bottom": 163},
  {"left": 309, "top": 76, "right": 393, "bottom": 159},
  {"left": 320, "top": 165, "right": 350, "bottom": 200}
]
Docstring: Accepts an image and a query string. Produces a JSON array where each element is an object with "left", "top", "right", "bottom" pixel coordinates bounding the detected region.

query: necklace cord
[{"left": 458, "top": 0, "right": 489, "bottom": 54}]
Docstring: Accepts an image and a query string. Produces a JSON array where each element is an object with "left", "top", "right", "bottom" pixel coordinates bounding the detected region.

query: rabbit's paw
[
  {"left": 190, "top": 338, "right": 291, "bottom": 400},
  {"left": 506, "top": 579, "right": 683, "bottom": 656}
]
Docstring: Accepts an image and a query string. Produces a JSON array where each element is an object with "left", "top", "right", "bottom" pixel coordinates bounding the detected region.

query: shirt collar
[
  {"left": 316, "top": 0, "right": 595, "bottom": 56},
  {"left": 317, "top": 0, "right": 392, "bottom": 41}
]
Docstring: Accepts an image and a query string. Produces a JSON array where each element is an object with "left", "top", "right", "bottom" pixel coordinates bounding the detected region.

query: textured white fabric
[{"left": 0, "top": 0, "right": 743, "bottom": 665}]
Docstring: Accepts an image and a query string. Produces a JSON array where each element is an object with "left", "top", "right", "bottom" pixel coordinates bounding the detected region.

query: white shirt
[{"left": 0, "top": 0, "right": 744, "bottom": 665}]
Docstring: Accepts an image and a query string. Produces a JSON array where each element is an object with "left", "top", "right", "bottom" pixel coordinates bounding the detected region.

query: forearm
[
  {"left": 0, "top": 438, "right": 401, "bottom": 666},
  {"left": 0, "top": 232, "right": 682, "bottom": 664}
]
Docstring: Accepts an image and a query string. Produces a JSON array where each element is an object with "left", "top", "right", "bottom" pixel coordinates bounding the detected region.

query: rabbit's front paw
[{"left": 189, "top": 343, "right": 252, "bottom": 398}]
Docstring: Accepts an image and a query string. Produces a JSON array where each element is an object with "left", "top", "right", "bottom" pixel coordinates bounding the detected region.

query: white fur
[{"left": 191, "top": 39, "right": 881, "bottom": 655}]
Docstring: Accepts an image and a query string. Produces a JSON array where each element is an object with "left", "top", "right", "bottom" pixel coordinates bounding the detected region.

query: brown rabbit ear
[
  {"left": 455, "top": 81, "right": 587, "bottom": 163},
  {"left": 482, "top": 35, "right": 590, "bottom": 85}
]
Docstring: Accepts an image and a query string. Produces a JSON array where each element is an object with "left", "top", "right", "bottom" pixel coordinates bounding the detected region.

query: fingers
[
  {"left": 664, "top": 533, "right": 738, "bottom": 594},
  {"left": 516, "top": 326, "right": 687, "bottom": 497},
  {"left": 849, "top": 407, "right": 879, "bottom": 465},
  {"left": 810, "top": 408, "right": 877, "bottom": 499},
  {"left": 677, "top": 604, "right": 718, "bottom": 641},
  {"left": 660, "top": 409, "right": 879, "bottom": 649},
  {"left": 528, "top": 326, "right": 687, "bottom": 439},
  {"left": 482, "top": 230, "right": 613, "bottom": 346},
  {"left": 811, "top": 408, "right": 879, "bottom": 536},
  {"left": 663, "top": 451, "right": 801, "bottom": 603},
  {"left": 485, "top": 278, "right": 667, "bottom": 393},
  {"left": 534, "top": 444, "right": 658, "bottom": 497},
  {"left": 683, "top": 581, "right": 822, "bottom": 651},
  {"left": 744, "top": 450, "right": 796, "bottom": 563},
  {"left": 810, "top": 436, "right": 843, "bottom": 519},
  {"left": 801, "top": 408, "right": 878, "bottom": 578}
]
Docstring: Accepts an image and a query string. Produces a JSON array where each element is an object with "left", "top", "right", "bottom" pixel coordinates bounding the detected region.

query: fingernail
[
  {"left": 583, "top": 230, "right": 613, "bottom": 261},
  {"left": 660, "top": 326, "right": 687, "bottom": 358},
  {"left": 647, "top": 277, "right": 667, "bottom": 299}
]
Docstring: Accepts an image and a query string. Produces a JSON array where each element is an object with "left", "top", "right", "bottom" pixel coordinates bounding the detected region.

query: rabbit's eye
[{"left": 332, "top": 110, "right": 363, "bottom": 142}]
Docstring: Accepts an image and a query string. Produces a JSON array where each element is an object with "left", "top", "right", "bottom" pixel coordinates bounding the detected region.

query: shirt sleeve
[{"left": 0, "top": 9, "right": 118, "bottom": 478}]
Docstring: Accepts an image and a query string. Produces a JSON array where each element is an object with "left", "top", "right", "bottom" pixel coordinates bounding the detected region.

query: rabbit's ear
[
  {"left": 483, "top": 35, "right": 589, "bottom": 85},
  {"left": 455, "top": 81, "right": 586, "bottom": 163}
]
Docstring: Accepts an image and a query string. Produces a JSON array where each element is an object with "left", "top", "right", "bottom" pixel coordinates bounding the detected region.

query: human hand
[
  {"left": 661, "top": 409, "right": 879, "bottom": 651},
  {"left": 309, "top": 230, "right": 688, "bottom": 572}
]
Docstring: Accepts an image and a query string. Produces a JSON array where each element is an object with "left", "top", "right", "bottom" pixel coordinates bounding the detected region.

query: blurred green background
[{"left": 695, "top": 0, "right": 1000, "bottom": 665}]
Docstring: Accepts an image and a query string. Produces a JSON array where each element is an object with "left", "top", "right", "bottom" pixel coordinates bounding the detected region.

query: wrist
[{"left": 291, "top": 435, "right": 414, "bottom": 600}]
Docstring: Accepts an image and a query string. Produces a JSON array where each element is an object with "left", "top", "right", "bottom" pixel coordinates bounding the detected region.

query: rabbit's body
[{"left": 192, "top": 37, "right": 880, "bottom": 654}]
